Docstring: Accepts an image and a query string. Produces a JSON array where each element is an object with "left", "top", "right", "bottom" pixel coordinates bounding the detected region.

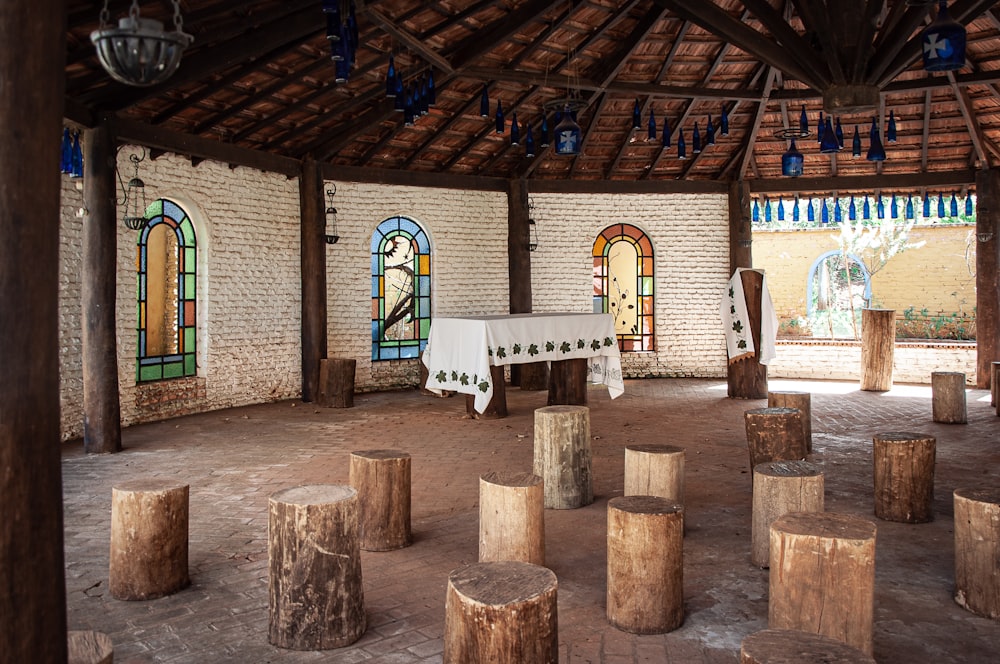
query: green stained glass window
[
  {"left": 137, "top": 198, "right": 197, "bottom": 382},
  {"left": 371, "top": 216, "right": 431, "bottom": 361},
  {"left": 593, "top": 223, "right": 655, "bottom": 352}
]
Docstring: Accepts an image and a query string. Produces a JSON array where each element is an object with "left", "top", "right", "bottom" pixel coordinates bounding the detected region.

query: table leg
[
  {"left": 466, "top": 365, "right": 508, "bottom": 419},
  {"left": 547, "top": 358, "right": 588, "bottom": 406}
]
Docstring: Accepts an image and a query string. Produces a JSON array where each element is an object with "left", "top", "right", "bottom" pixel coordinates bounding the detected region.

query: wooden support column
[
  {"left": 976, "top": 168, "right": 1000, "bottom": 389},
  {"left": 728, "top": 269, "right": 768, "bottom": 398},
  {"left": 729, "top": 179, "right": 752, "bottom": 274},
  {"left": 300, "top": 159, "right": 327, "bottom": 402},
  {"left": 508, "top": 178, "right": 547, "bottom": 388},
  {"left": 82, "top": 121, "right": 122, "bottom": 454},
  {"left": 0, "top": 0, "right": 69, "bottom": 658}
]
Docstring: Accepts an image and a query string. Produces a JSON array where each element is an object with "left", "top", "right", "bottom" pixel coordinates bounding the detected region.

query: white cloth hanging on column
[{"left": 720, "top": 268, "right": 778, "bottom": 365}]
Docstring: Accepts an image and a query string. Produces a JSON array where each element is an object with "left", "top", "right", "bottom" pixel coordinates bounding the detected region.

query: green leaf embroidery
[
  {"left": 512, "top": 344, "right": 521, "bottom": 354},
  {"left": 729, "top": 286, "right": 734, "bottom": 298},
  {"left": 488, "top": 347, "right": 493, "bottom": 357},
  {"left": 528, "top": 344, "right": 539, "bottom": 356},
  {"left": 451, "top": 370, "right": 459, "bottom": 381},
  {"left": 732, "top": 321, "right": 743, "bottom": 333},
  {"left": 604, "top": 337, "right": 614, "bottom": 347},
  {"left": 545, "top": 341, "right": 555, "bottom": 352},
  {"left": 496, "top": 347, "right": 506, "bottom": 359},
  {"left": 435, "top": 370, "right": 447, "bottom": 382},
  {"left": 478, "top": 381, "right": 489, "bottom": 393},
  {"left": 730, "top": 305, "right": 736, "bottom": 314},
  {"left": 460, "top": 373, "right": 470, "bottom": 385},
  {"left": 591, "top": 339, "right": 601, "bottom": 351},
  {"left": 737, "top": 339, "right": 747, "bottom": 349},
  {"left": 560, "top": 341, "right": 571, "bottom": 353},
  {"left": 576, "top": 339, "right": 586, "bottom": 349}
]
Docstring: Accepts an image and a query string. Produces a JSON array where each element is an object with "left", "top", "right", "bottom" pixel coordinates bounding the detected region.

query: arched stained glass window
[
  {"left": 371, "top": 216, "right": 431, "bottom": 360},
  {"left": 137, "top": 198, "right": 197, "bottom": 382},
  {"left": 593, "top": 223, "right": 654, "bottom": 352}
]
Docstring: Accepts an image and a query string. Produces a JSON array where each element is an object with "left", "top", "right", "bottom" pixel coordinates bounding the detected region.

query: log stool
[
  {"left": 872, "top": 432, "right": 936, "bottom": 523},
  {"left": 68, "top": 630, "right": 114, "bottom": 664},
  {"left": 444, "top": 561, "right": 558, "bottom": 663},
  {"left": 740, "top": 628, "right": 876, "bottom": 664},
  {"left": 479, "top": 471, "right": 544, "bottom": 565},
  {"left": 318, "top": 358, "right": 356, "bottom": 408},
  {"left": 931, "top": 371, "right": 967, "bottom": 424},
  {"left": 744, "top": 407, "right": 807, "bottom": 473},
  {"left": 109, "top": 479, "right": 189, "bottom": 601},
  {"left": 767, "top": 391, "right": 812, "bottom": 452},
  {"left": 268, "top": 484, "right": 365, "bottom": 650},
  {"left": 607, "top": 496, "right": 684, "bottom": 634},
  {"left": 751, "top": 460, "right": 824, "bottom": 568},
  {"left": 954, "top": 487, "right": 1000, "bottom": 619},
  {"left": 623, "top": 444, "right": 685, "bottom": 504},
  {"left": 349, "top": 449, "right": 412, "bottom": 551},
  {"left": 533, "top": 405, "right": 593, "bottom": 509},
  {"left": 769, "top": 512, "right": 877, "bottom": 655}
]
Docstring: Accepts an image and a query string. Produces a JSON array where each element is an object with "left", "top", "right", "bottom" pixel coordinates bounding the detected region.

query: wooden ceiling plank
[
  {"left": 865, "top": 3, "right": 937, "bottom": 85},
  {"left": 744, "top": 0, "right": 835, "bottom": 85},
  {"left": 738, "top": 66, "right": 778, "bottom": 180},
  {"left": 365, "top": 7, "right": 455, "bottom": 73},
  {"left": 653, "top": 0, "right": 824, "bottom": 90},
  {"left": 447, "top": 0, "right": 562, "bottom": 70},
  {"left": 921, "top": 89, "right": 931, "bottom": 172},
  {"left": 419, "top": 0, "right": 501, "bottom": 41},
  {"left": 747, "top": 169, "right": 978, "bottom": 193},
  {"left": 848, "top": 0, "right": 885, "bottom": 83},
  {"left": 950, "top": 72, "right": 990, "bottom": 167}
]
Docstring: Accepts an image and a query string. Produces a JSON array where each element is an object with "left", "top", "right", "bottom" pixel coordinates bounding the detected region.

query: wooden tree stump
[
  {"left": 444, "top": 561, "right": 558, "bottom": 664},
  {"left": 860, "top": 308, "right": 895, "bottom": 392},
  {"left": 769, "top": 512, "right": 877, "bottom": 655},
  {"left": 519, "top": 361, "right": 550, "bottom": 391},
  {"left": 744, "top": 408, "right": 806, "bottom": 473},
  {"left": 873, "top": 432, "right": 936, "bottom": 523},
  {"left": 465, "top": 365, "right": 507, "bottom": 419},
  {"left": 624, "top": 444, "right": 685, "bottom": 504},
  {"left": 318, "top": 358, "right": 356, "bottom": 408},
  {"left": 991, "top": 362, "right": 1000, "bottom": 407},
  {"left": 479, "top": 471, "right": 545, "bottom": 565},
  {"left": 109, "top": 480, "right": 189, "bottom": 601},
  {"left": 752, "top": 461, "right": 824, "bottom": 568},
  {"left": 954, "top": 487, "right": 1000, "bottom": 619},
  {"left": 931, "top": 371, "right": 967, "bottom": 423},
  {"left": 68, "top": 630, "right": 114, "bottom": 664},
  {"left": 547, "top": 357, "right": 588, "bottom": 405},
  {"left": 740, "top": 628, "right": 876, "bottom": 664},
  {"left": 606, "top": 496, "right": 684, "bottom": 634},
  {"left": 533, "top": 405, "right": 593, "bottom": 509},
  {"left": 767, "top": 391, "right": 812, "bottom": 453},
  {"left": 349, "top": 449, "right": 412, "bottom": 551},
  {"left": 268, "top": 484, "right": 365, "bottom": 650}
]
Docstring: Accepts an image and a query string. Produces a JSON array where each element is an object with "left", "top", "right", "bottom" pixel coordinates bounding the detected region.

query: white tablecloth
[{"left": 421, "top": 313, "right": 625, "bottom": 413}]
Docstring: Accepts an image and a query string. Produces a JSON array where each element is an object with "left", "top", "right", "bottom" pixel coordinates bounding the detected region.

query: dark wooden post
[
  {"left": 82, "top": 120, "right": 123, "bottom": 454},
  {"left": 727, "top": 269, "right": 768, "bottom": 398},
  {"left": 0, "top": 0, "right": 69, "bottom": 658},
  {"left": 300, "top": 159, "right": 327, "bottom": 402},
  {"left": 728, "top": 179, "right": 752, "bottom": 274},
  {"left": 508, "top": 179, "right": 547, "bottom": 389},
  {"left": 976, "top": 168, "right": 1000, "bottom": 389}
]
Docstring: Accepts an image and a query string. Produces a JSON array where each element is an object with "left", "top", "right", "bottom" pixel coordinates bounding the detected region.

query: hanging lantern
[
  {"left": 922, "top": 1, "right": 966, "bottom": 72},
  {"left": 90, "top": 0, "right": 193, "bottom": 87},
  {"left": 554, "top": 104, "right": 582, "bottom": 156},
  {"left": 781, "top": 138, "right": 804, "bottom": 177}
]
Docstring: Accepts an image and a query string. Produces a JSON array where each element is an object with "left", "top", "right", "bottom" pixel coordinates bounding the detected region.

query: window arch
[
  {"left": 807, "top": 250, "right": 872, "bottom": 317},
  {"left": 137, "top": 198, "right": 197, "bottom": 382},
  {"left": 592, "top": 223, "right": 654, "bottom": 352},
  {"left": 371, "top": 216, "right": 431, "bottom": 360}
]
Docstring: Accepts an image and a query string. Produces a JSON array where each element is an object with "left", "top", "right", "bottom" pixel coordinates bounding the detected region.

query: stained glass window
[
  {"left": 371, "top": 216, "right": 431, "bottom": 360},
  {"left": 593, "top": 223, "right": 654, "bottom": 352},
  {"left": 137, "top": 198, "right": 197, "bottom": 382}
]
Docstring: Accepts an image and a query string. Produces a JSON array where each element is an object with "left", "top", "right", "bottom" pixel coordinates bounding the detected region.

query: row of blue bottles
[
  {"left": 60, "top": 128, "right": 83, "bottom": 178},
  {"left": 752, "top": 193, "right": 975, "bottom": 224}
]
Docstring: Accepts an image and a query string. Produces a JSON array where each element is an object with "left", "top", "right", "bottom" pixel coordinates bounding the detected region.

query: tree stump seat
[
  {"left": 744, "top": 407, "right": 807, "bottom": 473},
  {"left": 872, "top": 432, "right": 936, "bottom": 523},
  {"left": 444, "top": 561, "right": 558, "bottom": 663},
  {"left": 109, "top": 479, "right": 189, "bottom": 601},
  {"left": 533, "top": 405, "right": 593, "bottom": 509},
  {"left": 767, "top": 391, "right": 812, "bottom": 452},
  {"left": 751, "top": 460, "right": 824, "bottom": 568},
  {"left": 606, "top": 495, "right": 684, "bottom": 634},
  {"left": 769, "top": 512, "right": 877, "bottom": 655},
  {"left": 740, "top": 628, "right": 876, "bottom": 664},
  {"left": 318, "top": 358, "right": 356, "bottom": 408},
  {"left": 268, "top": 484, "right": 365, "bottom": 650},
  {"left": 479, "top": 471, "right": 544, "bottom": 565},
  {"left": 67, "top": 630, "right": 114, "bottom": 664},
  {"left": 953, "top": 487, "right": 1000, "bottom": 619},
  {"left": 931, "top": 371, "right": 967, "bottom": 423},
  {"left": 349, "top": 449, "right": 412, "bottom": 551},
  {"left": 623, "top": 444, "right": 685, "bottom": 504}
]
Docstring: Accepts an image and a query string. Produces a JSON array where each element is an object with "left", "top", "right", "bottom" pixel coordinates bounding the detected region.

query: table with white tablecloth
[{"left": 420, "top": 313, "right": 625, "bottom": 414}]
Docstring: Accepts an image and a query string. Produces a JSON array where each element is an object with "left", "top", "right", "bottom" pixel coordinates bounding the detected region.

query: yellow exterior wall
[{"left": 753, "top": 224, "right": 977, "bottom": 324}]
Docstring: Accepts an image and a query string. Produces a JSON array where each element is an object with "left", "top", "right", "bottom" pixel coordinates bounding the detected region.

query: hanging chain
[
  {"left": 99, "top": 0, "right": 111, "bottom": 28},
  {"left": 129, "top": 0, "right": 141, "bottom": 21},
  {"left": 172, "top": 0, "right": 184, "bottom": 32}
]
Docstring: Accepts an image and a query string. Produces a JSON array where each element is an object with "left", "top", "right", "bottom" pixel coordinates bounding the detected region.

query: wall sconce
[
  {"left": 325, "top": 186, "right": 340, "bottom": 244},
  {"left": 977, "top": 231, "right": 993, "bottom": 243},
  {"left": 528, "top": 219, "right": 539, "bottom": 251},
  {"left": 119, "top": 150, "right": 148, "bottom": 230}
]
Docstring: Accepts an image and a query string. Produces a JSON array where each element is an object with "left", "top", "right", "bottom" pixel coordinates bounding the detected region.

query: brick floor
[{"left": 62, "top": 378, "right": 1000, "bottom": 662}]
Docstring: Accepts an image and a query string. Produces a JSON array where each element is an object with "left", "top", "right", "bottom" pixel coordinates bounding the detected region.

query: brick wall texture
[{"left": 54, "top": 149, "right": 977, "bottom": 440}]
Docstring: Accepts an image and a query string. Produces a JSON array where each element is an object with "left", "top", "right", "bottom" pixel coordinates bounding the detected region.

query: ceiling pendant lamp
[
  {"left": 525, "top": 123, "right": 535, "bottom": 157},
  {"left": 950, "top": 192, "right": 959, "bottom": 216},
  {"left": 781, "top": 138, "right": 804, "bottom": 177},
  {"left": 922, "top": 1, "right": 966, "bottom": 72},
  {"left": 495, "top": 100, "right": 505, "bottom": 134},
  {"left": 647, "top": 109, "right": 657, "bottom": 141},
  {"left": 510, "top": 112, "right": 520, "bottom": 145},
  {"left": 849, "top": 195, "right": 857, "bottom": 221},
  {"left": 820, "top": 116, "right": 840, "bottom": 153},
  {"left": 852, "top": 125, "right": 862, "bottom": 157},
  {"left": 90, "top": 0, "right": 193, "bottom": 87},
  {"left": 479, "top": 85, "right": 490, "bottom": 118},
  {"left": 706, "top": 115, "right": 716, "bottom": 146},
  {"left": 866, "top": 117, "right": 887, "bottom": 161},
  {"left": 385, "top": 54, "right": 397, "bottom": 97},
  {"left": 554, "top": 104, "right": 582, "bottom": 156},
  {"left": 692, "top": 122, "right": 702, "bottom": 154},
  {"left": 661, "top": 117, "right": 671, "bottom": 149},
  {"left": 677, "top": 129, "right": 687, "bottom": 159},
  {"left": 539, "top": 116, "right": 550, "bottom": 148},
  {"left": 721, "top": 106, "right": 730, "bottom": 136},
  {"left": 966, "top": 194, "right": 974, "bottom": 216},
  {"left": 632, "top": 99, "right": 642, "bottom": 130},
  {"left": 887, "top": 111, "right": 898, "bottom": 143}
]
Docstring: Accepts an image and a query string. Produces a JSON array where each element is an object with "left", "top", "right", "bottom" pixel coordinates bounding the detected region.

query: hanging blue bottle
[
  {"left": 721, "top": 106, "right": 730, "bottom": 136},
  {"left": 807, "top": 198, "right": 815, "bottom": 222},
  {"left": 887, "top": 110, "right": 897, "bottom": 143},
  {"left": 764, "top": 198, "right": 772, "bottom": 223},
  {"left": 821, "top": 200, "right": 829, "bottom": 224},
  {"left": 906, "top": 195, "right": 915, "bottom": 220},
  {"left": 924, "top": 194, "right": 931, "bottom": 217},
  {"left": 922, "top": 1, "right": 966, "bottom": 72},
  {"left": 692, "top": 122, "right": 701, "bottom": 154},
  {"left": 866, "top": 117, "right": 886, "bottom": 161},
  {"left": 864, "top": 197, "right": 872, "bottom": 220},
  {"left": 890, "top": 194, "right": 898, "bottom": 219},
  {"left": 394, "top": 74, "right": 405, "bottom": 111},
  {"left": 852, "top": 125, "right": 862, "bottom": 157},
  {"left": 510, "top": 112, "right": 520, "bottom": 146},
  {"left": 966, "top": 194, "right": 974, "bottom": 216},
  {"left": 877, "top": 197, "right": 885, "bottom": 219},
  {"left": 820, "top": 116, "right": 839, "bottom": 153},
  {"left": 950, "top": 193, "right": 959, "bottom": 217},
  {"left": 661, "top": 117, "right": 671, "bottom": 149},
  {"left": 495, "top": 100, "right": 504, "bottom": 134},
  {"left": 777, "top": 197, "right": 785, "bottom": 222},
  {"left": 834, "top": 199, "right": 842, "bottom": 224},
  {"left": 480, "top": 85, "right": 490, "bottom": 118},
  {"left": 385, "top": 55, "right": 396, "bottom": 97},
  {"left": 411, "top": 84, "right": 423, "bottom": 117},
  {"left": 539, "top": 115, "right": 550, "bottom": 148},
  {"left": 632, "top": 99, "right": 641, "bottom": 130},
  {"left": 792, "top": 197, "right": 800, "bottom": 223},
  {"left": 817, "top": 111, "right": 824, "bottom": 145},
  {"left": 849, "top": 196, "right": 857, "bottom": 221},
  {"left": 418, "top": 78, "right": 429, "bottom": 115},
  {"left": 781, "top": 138, "right": 803, "bottom": 177},
  {"left": 799, "top": 105, "right": 809, "bottom": 136},
  {"left": 60, "top": 127, "right": 73, "bottom": 174},
  {"left": 403, "top": 86, "right": 415, "bottom": 126},
  {"left": 647, "top": 109, "right": 657, "bottom": 141},
  {"left": 835, "top": 117, "right": 844, "bottom": 148},
  {"left": 752, "top": 199, "right": 760, "bottom": 222},
  {"left": 70, "top": 132, "right": 83, "bottom": 178},
  {"left": 525, "top": 124, "right": 535, "bottom": 158},
  {"left": 706, "top": 115, "right": 716, "bottom": 146},
  {"left": 938, "top": 193, "right": 946, "bottom": 217},
  {"left": 677, "top": 129, "right": 686, "bottom": 159}
]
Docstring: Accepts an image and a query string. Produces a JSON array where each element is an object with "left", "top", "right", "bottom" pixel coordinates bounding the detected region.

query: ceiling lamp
[
  {"left": 120, "top": 151, "right": 149, "bottom": 230},
  {"left": 922, "top": 1, "right": 966, "bottom": 72},
  {"left": 91, "top": 0, "right": 193, "bottom": 87},
  {"left": 781, "top": 138, "right": 804, "bottom": 177},
  {"left": 554, "top": 104, "right": 582, "bottom": 156}
]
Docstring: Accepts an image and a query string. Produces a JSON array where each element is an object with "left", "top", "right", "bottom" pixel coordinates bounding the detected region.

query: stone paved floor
[{"left": 62, "top": 378, "right": 1000, "bottom": 663}]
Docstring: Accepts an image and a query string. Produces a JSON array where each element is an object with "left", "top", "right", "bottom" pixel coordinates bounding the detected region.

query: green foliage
[
  {"left": 833, "top": 216, "right": 925, "bottom": 278},
  {"left": 895, "top": 306, "right": 976, "bottom": 341}
]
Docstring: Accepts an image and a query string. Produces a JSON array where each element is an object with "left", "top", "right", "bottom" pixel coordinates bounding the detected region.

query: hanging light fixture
[
  {"left": 325, "top": 186, "right": 340, "bottom": 244},
  {"left": 525, "top": 123, "right": 536, "bottom": 158},
  {"left": 119, "top": 151, "right": 149, "bottom": 230},
  {"left": 817, "top": 111, "right": 825, "bottom": 146},
  {"left": 539, "top": 116, "right": 550, "bottom": 148},
  {"left": 60, "top": 128, "right": 73, "bottom": 175},
  {"left": 385, "top": 54, "right": 397, "bottom": 97},
  {"left": 866, "top": 117, "right": 886, "bottom": 161},
  {"left": 528, "top": 218, "right": 539, "bottom": 252},
  {"left": 91, "top": 0, "right": 193, "bottom": 87},
  {"left": 553, "top": 104, "right": 582, "bottom": 156},
  {"left": 781, "top": 138, "right": 804, "bottom": 177},
  {"left": 479, "top": 85, "right": 490, "bottom": 118},
  {"left": 495, "top": 100, "right": 505, "bottom": 134},
  {"left": 427, "top": 71, "right": 436, "bottom": 106},
  {"left": 922, "top": 1, "right": 966, "bottom": 72},
  {"left": 68, "top": 131, "right": 84, "bottom": 179}
]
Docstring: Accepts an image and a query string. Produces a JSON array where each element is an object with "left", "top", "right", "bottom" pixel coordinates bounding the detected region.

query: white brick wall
[
  {"left": 769, "top": 340, "right": 976, "bottom": 384},
  {"left": 530, "top": 192, "right": 731, "bottom": 378}
]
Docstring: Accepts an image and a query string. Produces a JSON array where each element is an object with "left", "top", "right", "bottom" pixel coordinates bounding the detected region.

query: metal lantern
[{"left": 91, "top": 0, "right": 193, "bottom": 87}]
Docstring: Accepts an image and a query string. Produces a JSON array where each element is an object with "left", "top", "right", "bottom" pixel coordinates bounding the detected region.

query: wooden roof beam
[
  {"left": 745, "top": 0, "right": 836, "bottom": 84},
  {"left": 365, "top": 8, "right": 455, "bottom": 73},
  {"left": 738, "top": 67, "right": 778, "bottom": 180},
  {"left": 447, "top": 0, "right": 562, "bottom": 70}
]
